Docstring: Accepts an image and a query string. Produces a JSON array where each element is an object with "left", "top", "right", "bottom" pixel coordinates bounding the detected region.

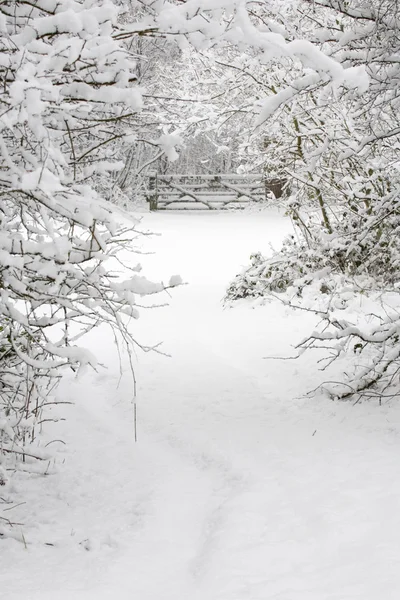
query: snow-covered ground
[{"left": 3, "top": 208, "right": 400, "bottom": 600}]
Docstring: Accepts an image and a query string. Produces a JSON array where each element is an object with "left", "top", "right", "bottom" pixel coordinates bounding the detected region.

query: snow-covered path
[{"left": 4, "top": 209, "right": 400, "bottom": 600}]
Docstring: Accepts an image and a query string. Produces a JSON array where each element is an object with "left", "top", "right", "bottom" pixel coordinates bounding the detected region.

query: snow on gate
[{"left": 145, "top": 173, "right": 286, "bottom": 210}]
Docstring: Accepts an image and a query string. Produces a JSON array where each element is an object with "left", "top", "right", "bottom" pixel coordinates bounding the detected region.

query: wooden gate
[{"left": 146, "top": 173, "right": 286, "bottom": 210}]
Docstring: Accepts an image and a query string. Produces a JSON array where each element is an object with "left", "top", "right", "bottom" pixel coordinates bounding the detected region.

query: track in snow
[{"left": 4, "top": 209, "right": 400, "bottom": 600}]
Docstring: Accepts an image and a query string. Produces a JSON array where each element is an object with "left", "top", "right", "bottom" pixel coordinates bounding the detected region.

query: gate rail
[{"left": 146, "top": 173, "right": 286, "bottom": 210}]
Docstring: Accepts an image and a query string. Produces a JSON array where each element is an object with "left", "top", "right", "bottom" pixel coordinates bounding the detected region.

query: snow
[
  {"left": 156, "top": 132, "right": 183, "bottom": 162},
  {"left": 169, "top": 274, "right": 183, "bottom": 287},
  {"left": 3, "top": 208, "right": 400, "bottom": 599}
]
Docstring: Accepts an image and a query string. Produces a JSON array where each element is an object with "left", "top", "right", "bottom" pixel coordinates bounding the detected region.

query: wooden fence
[{"left": 146, "top": 173, "right": 286, "bottom": 210}]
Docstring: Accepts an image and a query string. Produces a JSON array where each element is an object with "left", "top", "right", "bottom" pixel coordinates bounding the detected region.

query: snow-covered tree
[
  {"left": 0, "top": 0, "right": 183, "bottom": 482},
  {"left": 224, "top": 0, "right": 400, "bottom": 401}
]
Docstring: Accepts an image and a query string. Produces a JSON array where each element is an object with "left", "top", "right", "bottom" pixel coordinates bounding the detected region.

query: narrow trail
[
  {"left": 5, "top": 209, "right": 400, "bottom": 600},
  {"left": 119, "top": 210, "right": 400, "bottom": 600}
]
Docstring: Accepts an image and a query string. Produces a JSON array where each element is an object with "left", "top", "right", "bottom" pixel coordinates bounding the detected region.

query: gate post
[{"left": 148, "top": 172, "right": 158, "bottom": 210}]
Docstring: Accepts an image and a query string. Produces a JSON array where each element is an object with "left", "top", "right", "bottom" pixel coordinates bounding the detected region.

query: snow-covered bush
[{"left": 227, "top": 181, "right": 400, "bottom": 301}]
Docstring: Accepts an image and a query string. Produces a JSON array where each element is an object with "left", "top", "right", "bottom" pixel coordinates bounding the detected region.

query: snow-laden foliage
[
  {"left": 113, "top": 0, "right": 368, "bottom": 186},
  {"left": 0, "top": 0, "right": 182, "bottom": 488},
  {"left": 223, "top": 0, "right": 400, "bottom": 402}
]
